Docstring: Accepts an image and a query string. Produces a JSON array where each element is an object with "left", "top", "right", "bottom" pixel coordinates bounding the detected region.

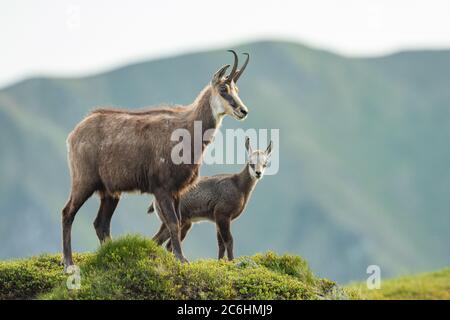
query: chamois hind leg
[
  {"left": 166, "top": 222, "right": 192, "bottom": 252},
  {"left": 62, "top": 183, "right": 95, "bottom": 271},
  {"left": 152, "top": 223, "right": 170, "bottom": 246},
  {"left": 216, "top": 218, "right": 233, "bottom": 260},
  {"left": 93, "top": 191, "right": 120, "bottom": 243},
  {"left": 174, "top": 197, "right": 182, "bottom": 225},
  {"left": 152, "top": 201, "right": 171, "bottom": 246},
  {"left": 154, "top": 191, "right": 187, "bottom": 262}
]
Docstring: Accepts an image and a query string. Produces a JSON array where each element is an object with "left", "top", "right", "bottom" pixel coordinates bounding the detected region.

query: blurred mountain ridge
[{"left": 1, "top": 40, "right": 449, "bottom": 282}]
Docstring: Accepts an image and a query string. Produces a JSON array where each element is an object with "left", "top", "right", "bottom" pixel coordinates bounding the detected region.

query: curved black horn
[
  {"left": 213, "top": 64, "right": 230, "bottom": 81},
  {"left": 233, "top": 53, "right": 249, "bottom": 82},
  {"left": 227, "top": 50, "right": 239, "bottom": 81}
]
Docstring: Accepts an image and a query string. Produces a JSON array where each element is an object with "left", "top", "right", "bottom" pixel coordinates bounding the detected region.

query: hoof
[
  {"left": 174, "top": 253, "right": 189, "bottom": 263},
  {"left": 100, "top": 236, "right": 112, "bottom": 244},
  {"left": 63, "top": 263, "right": 76, "bottom": 274}
]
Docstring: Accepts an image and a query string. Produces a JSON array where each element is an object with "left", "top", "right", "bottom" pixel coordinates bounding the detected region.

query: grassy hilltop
[
  {"left": 0, "top": 235, "right": 357, "bottom": 300},
  {"left": 1, "top": 235, "right": 448, "bottom": 300}
]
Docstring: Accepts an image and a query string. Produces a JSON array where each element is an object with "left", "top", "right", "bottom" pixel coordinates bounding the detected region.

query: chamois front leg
[
  {"left": 166, "top": 222, "right": 192, "bottom": 252},
  {"left": 216, "top": 228, "right": 226, "bottom": 260},
  {"left": 217, "top": 218, "right": 233, "bottom": 260},
  {"left": 154, "top": 191, "right": 188, "bottom": 263}
]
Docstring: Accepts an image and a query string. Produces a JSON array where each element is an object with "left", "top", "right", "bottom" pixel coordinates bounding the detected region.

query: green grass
[
  {"left": 349, "top": 268, "right": 450, "bottom": 300},
  {"left": 0, "top": 253, "right": 90, "bottom": 300},
  {"left": 0, "top": 235, "right": 357, "bottom": 300},
  {"left": 3, "top": 234, "right": 446, "bottom": 300}
]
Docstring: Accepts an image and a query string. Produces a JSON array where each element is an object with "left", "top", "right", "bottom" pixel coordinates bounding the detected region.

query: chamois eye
[
  {"left": 263, "top": 164, "right": 267, "bottom": 168},
  {"left": 219, "top": 85, "right": 227, "bottom": 93}
]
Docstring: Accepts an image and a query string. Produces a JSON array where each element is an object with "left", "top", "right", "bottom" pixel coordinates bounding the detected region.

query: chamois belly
[
  {"left": 190, "top": 216, "right": 214, "bottom": 224},
  {"left": 99, "top": 157, "right": 200, "bottom": 195}
]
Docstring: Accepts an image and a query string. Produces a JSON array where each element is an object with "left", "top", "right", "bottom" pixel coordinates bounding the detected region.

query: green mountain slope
[
  {"left": 0, "top": 40, "right": 449, "bottom": 282},
  {"left": 350, "top": 268, "right": 450, "bottom": 300}
]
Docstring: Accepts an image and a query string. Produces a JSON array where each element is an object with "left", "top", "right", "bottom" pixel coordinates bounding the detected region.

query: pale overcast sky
[{"left": 1, "top": 0, "right": 450, "bottom": 87}]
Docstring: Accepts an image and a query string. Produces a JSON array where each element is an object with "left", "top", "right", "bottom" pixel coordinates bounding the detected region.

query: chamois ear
[
  {"left": 265, "top": 141, "right": 273, "bottom": 157},
  {"left": 212, "top": 65, "right": 230, "bottom": 85},
  {"left": 245, "top": 136, "right": 253, "bottom": 156}
]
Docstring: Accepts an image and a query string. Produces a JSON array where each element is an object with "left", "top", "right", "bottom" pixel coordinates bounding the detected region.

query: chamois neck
[
  {"left": 189, "top": 85, "right": 220, "bottom": 132},
  {"left": 185, "top": 85, "right": 221, "bottom": 165},
  {"left": 236, "top": 163, "right": 258, "bottom": 194}
]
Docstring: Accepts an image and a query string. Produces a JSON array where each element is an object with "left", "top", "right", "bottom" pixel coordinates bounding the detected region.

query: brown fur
[{"left": 61, "top": 53, "right": 250, "bottom": 269}]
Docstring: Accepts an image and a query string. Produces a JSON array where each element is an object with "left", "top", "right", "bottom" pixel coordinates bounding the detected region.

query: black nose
[
  {"left": 241, "top": 109, "right": 248, "bottom": 116},
  {"left": 255, "top": 171, "right": 261, "bottom": 177}
]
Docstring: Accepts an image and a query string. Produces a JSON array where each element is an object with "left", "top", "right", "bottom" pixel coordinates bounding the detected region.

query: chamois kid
[
  {"left": 61, "top": 51, "right": 250, "bottom": 269},
  {"left": 149, "top": 137, "right": 273, "bottom": 260}
]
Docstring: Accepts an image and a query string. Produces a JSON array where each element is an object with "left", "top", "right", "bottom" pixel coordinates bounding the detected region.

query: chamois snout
[{"left": 234, "top": 104, "right": 249, "bottom": 120}]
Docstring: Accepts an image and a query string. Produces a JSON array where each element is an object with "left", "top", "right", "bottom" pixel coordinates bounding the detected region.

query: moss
[{"left": 0, "top": 235, "right": 357, "bottom": 300}]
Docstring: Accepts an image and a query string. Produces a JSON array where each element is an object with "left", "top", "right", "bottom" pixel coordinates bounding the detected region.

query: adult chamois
[
  {"left": 149, "top": 137, "right": 273, "bottom": 260},
  {"left": 61, "top": 50, "right": 250, "bottom": 270}
]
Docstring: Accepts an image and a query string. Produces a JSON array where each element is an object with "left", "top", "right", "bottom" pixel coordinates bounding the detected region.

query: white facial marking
[
  {"left": 248, "top": 151, "right": 269, "bottom": 180},
  {"left": 210, "top": 94, "right": 225, "bottom": 124}
]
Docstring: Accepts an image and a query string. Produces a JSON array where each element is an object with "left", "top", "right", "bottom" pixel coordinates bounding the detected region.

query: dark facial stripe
[{"left": 220, "top": 92, "right": 237, "bottom": 108}]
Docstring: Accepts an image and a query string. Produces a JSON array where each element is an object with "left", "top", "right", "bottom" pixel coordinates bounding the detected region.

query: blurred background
[{"left": 1, "top": 0, "right": 450, "bottom": 283}]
